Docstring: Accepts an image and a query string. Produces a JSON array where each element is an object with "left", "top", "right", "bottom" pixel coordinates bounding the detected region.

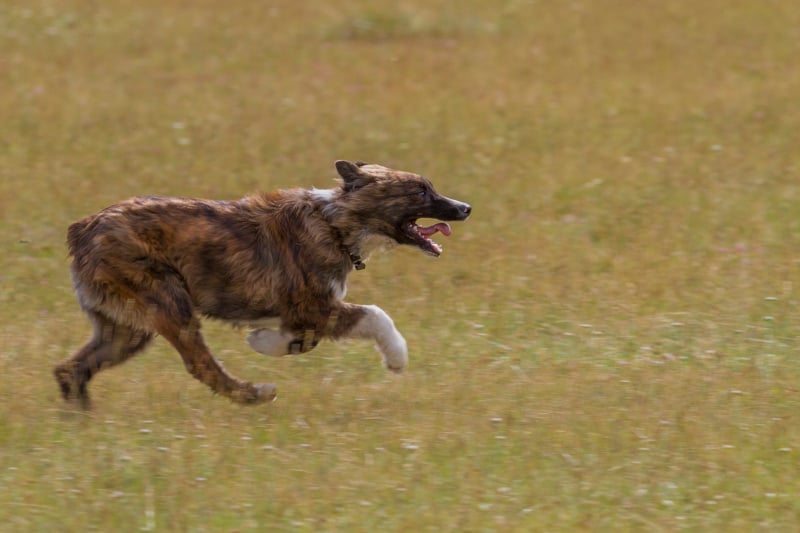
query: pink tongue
[{"left": 417, "top": 222, "right": 452, "bottom": 237}]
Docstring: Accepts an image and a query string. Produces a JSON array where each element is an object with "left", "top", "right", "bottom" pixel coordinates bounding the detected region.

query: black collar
[
  {"left": 349, "top": 253, "right": 366, "bottom": 270},
  {"left": 329, "top": 225, "right": 366, "bottom": 271}
]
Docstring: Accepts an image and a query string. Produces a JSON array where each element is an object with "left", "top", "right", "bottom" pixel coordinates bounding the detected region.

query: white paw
[
  {"left": 247, "top": 329, "right": 293, "bottom": 357},
  {"left": 348, "top": 305, "right": 409, "bottom": 372},
  {"left": 378, "top": 330, "right": 408, "bottom": 373}
]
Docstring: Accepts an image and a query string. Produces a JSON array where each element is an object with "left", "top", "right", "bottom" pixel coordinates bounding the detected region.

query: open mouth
[{"left": 403, "top": 220, "right": 452, "bottom": 256}]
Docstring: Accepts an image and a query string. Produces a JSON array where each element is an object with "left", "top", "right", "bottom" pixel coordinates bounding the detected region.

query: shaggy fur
[{"left": 54, "top": 161, "right": 471, "bottom": 406}]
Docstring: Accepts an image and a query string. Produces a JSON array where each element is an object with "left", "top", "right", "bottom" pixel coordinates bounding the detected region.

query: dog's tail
[{"left": 66, "top": 217, "right": 93, "bottom": 258}]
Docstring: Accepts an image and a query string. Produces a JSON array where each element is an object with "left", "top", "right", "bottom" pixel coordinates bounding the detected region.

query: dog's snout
[
  {"left": 436, "top": 195, "right": 472, "bottom": 221},
  {"left": 454, "top": 202, "right": 471, "bottom": 219}
]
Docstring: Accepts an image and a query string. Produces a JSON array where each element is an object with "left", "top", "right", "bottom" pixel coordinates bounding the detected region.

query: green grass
[{"left": 2, "top": 0, "right": 800, "bottom": 530}]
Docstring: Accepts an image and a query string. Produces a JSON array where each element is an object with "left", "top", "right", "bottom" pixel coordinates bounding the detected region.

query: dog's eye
[{"left": 419, "top": 186, "right": 428, "bottom": 197}]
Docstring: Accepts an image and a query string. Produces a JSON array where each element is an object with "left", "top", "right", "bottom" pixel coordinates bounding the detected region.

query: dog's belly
[
  {"left": 196, "top": 291, "right": 279, "bottom": 324},
  {"left": 208, "top": 312, "right": 282, "bottom": 330},
  {"left": 240, "top": 316, "right": 282, "bottom": 330}
]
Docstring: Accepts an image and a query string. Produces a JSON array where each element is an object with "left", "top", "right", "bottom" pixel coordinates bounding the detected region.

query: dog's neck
[
  {"left": 328, "top": 224, "right": 367, "bottom": 272},
  {"left": 346, "top": 234, "right": 398, "bottom": 271},
  {"left": 335, "top": 232, "right": 397, "bottom": 272},
  {"left": 314, "top": 188, "right": 395, "bottom": 272}
]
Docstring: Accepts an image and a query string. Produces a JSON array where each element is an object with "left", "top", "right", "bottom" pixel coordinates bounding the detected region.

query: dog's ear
[{"left": 335, "top": 160, "right": 372, "bottom": 192}]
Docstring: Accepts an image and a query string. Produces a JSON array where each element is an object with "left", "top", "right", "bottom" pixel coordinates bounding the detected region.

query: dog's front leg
[
  {"left": 335, "top": 304, "right": 408, "bottom": 372},
  {"left": 249, "top": 304, "right": 408, "bottom": 372}
]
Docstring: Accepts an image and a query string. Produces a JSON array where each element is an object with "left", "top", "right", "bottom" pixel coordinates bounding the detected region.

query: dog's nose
[{"left": 461, "top": 203, "right": 472, "bottom": 217}]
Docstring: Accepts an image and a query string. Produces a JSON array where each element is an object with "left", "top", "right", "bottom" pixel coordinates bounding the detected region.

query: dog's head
[{"left": 334, "top": 160, "right": 471, "bottom": 257}]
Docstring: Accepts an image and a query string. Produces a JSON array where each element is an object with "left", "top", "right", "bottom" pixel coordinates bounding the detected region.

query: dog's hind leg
[
  {"left": 54, "top": 310, "right": 153, "bottom": 408},
  {"left": 146, "top": 289, "right": 276, "bottom": 404}
]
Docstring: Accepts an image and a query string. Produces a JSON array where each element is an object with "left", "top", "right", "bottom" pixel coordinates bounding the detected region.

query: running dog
[{"left": 54, "top": 161, "right": 471, "bottom": 406}]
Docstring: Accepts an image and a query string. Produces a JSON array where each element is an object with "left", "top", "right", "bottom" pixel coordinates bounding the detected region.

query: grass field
[{"left": 2, "top": 0, "right": 800, "bottom": 530}]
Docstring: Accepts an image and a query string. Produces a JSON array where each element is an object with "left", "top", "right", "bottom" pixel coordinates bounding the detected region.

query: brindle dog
[{"left": 55, "top": 161, "right": 471, "bottom": 407}]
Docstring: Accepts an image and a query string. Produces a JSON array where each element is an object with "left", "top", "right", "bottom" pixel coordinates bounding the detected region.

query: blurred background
[{"left": 2, "top": 0, "right": 800, "bottom": 530}]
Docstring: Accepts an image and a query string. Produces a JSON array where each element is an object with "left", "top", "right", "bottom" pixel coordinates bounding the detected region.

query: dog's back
[{"left": 67, "top": 193, "right": 351, "bottom": 326}]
